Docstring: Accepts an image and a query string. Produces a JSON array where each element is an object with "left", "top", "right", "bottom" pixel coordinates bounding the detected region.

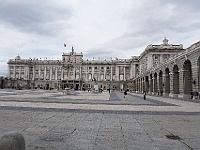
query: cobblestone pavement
[{"left": 0, "top": 89, "right": 200, "bottom": 150}]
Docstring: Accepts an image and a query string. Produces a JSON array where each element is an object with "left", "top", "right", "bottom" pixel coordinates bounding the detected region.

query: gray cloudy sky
[{"left": 0, "top": 0, "right": 200, "bottom": 76}]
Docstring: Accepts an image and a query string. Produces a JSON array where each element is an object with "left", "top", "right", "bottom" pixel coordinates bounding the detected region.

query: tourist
[
  {"left": 191, "top": 90, "right": 193, "bottom": 99},
  {"left": 143, "top": 91, "right": 146, "bottom": 100},
  {"left": 192, "top": 91, "right": 199, "bottom": 99},
  {"left": 124, "top": 90, "right": 127, "bottom": 98}
]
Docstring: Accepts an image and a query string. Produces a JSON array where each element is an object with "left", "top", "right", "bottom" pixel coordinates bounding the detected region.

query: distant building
[
  {"left": 6, "top": 38, "right": 200, "bottom": 98},
  {"left": 7, "top": 47, "right": 139, "bottom": 91}
]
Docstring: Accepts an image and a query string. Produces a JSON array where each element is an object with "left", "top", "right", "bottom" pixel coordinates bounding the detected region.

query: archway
[
  {"left": 173, "top": 65, "right": 179, "bottom": 94},
  {"left": 165, "top": 68, "right": 170, "bottom": 94},
  {"left": 145, "top": 76, "right": 149, "bottom": 92},
  {"left": 183, "top": 60, "right": 192, "bottom": 94},
  {"left": 154, "top": 72, "right": 158, "bottom": 93},
  {"left": 159, "top": 71, "right": 163, "bottom": 95}
]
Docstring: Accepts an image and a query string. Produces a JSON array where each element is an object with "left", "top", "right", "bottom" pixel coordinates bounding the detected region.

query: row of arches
[{"left": 133, "top": 57, "right": 200, "bottom": 97}]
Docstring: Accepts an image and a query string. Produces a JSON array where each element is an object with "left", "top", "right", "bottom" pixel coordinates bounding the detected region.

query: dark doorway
[
  {"left": 75, "top": 84, "right": 79, "bottom": 90},
  {"left": 165, "top": 68, "right": 170, "bottom": 94},
  {"left": 183, "top": 60, "right": 192, "bottom": 94},
  {"left": 173, "top": 65, "right": 179, "bottom": 94}
]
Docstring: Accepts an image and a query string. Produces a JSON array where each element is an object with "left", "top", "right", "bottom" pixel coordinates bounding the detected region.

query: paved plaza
[{"left": 0, "top": 89, "right": 200, "bottom": 150}]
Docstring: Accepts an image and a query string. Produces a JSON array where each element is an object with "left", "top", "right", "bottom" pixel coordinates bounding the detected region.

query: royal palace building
[
  {"left": 7, "top": 46, "right": 138, "bottom": 91},
  {"left": 5, "top": 38, "right": 200, "bottom": 98}
]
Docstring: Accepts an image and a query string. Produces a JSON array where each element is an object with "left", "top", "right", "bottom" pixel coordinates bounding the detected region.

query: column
[
  {"left": 160, "top": 54, "right": 163, "bottom": 64},
  {"left": 55, "top": 67, "right": 58, "bottom": 80},
  {"left": 92, "top": 66, "right": 94, "bottom": 80},
  {"left": 50, "top": 67, "right": 52, "bottom": 80},
  {"left": 44, "top": 66, "right": 47, "bottom": 80},
  {"left": 73, "top": 66, "right": 76, "bottom": 80},
  {"left": 124, "top": 66, "right": 126, "bottom": 80},
  {"left": 169, "top": 72, "right": 174, "bottom": 96},
  {"left": 179, "top": 70, "right": 184, "bottom": 96},
  {"left": 104, "top": 66, "right": 106, "bottom": 81},
  {"left": 110, "top": 65, "right": 113, "bottom": 81},
  {"left": 61, "top": 67, "right": 64, "bottom": 80},
  {"left": 14, "top": 66, "right": 16, "bottom": 79},
  {"left": 39, "top": 67, "right": 41, "bottom": 80},
  {"left": 116, "top": 66, "right": 119, "bottom": 81},
  {"left": 19, "top": 66, "right": 21, "bottom": 79},
  {"left": 153, "top": 77, "right": 158, "bottom": 94},
  {"left": 34, "top": 66, "right": 36, "bottom": 80},
  {"left": 130, "top": 64, "right": 133, "bottom": 79}
]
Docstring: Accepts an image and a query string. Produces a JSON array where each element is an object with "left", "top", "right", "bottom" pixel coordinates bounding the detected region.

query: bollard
[{"left": 0, "top": 132, "right": 25, "bottom": 150}]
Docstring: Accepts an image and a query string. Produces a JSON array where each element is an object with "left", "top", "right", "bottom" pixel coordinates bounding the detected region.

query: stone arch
[
  {"left": 183, "top": 60, "right": 192, "bottom": 95},
  {"left": 154, "top": 72, "right": 158, "bottom": 93},
  {"left": 165, "top": 68, "right": 170, "bottom": 94},
  {"left": 159, "top": 70, "right": 163, "bottom": 95},
  {"left": 173, "top": 65, "right": 179, "bottom": 94},
  {"left": 145, "top": 76, "right": 149, "bottom": 92},
  {"left": 198, "top": 57, "right": 200, "bottom": 91}
]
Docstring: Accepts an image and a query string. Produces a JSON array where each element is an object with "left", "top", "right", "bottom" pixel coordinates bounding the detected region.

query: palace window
[{"left": 154, "top": 55, "right": 159, "bottom": 60}]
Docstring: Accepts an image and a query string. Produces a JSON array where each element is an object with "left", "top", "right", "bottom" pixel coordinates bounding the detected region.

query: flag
[{"left": 64, "top": 43, "right": 67, "bottom": 47}]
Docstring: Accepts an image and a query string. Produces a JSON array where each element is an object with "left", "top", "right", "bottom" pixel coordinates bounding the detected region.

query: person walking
[
  {"left": 191, "top": 90, "right": 193, "bottom": 99},
  {"left": 124, "top": 90, "right": 127, "bottom": 98},
  {"left": 143, "top": 91, "right": 146, "bottom": 100}
]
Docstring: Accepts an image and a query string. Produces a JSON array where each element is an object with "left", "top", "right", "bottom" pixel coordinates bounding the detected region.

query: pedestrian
[
  {"left": 143, "top": 91, "right": 146, "bottom": 100},
  {"left": 161, "top": 90, "right": 163, "bottom": 96},
  {"left": 124, "top": 90, "right": 127, "bottom": 98},
  {"left": 195, "top": 91, "right": 199, "bottom": 99},
  {"left": 191, "top": 90, "right": 193, "bottom": 99}
]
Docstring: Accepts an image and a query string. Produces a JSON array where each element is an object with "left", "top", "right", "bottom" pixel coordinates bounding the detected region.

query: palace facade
[{"left": 5, "top": 38, "right": 200, "bottom": 98}]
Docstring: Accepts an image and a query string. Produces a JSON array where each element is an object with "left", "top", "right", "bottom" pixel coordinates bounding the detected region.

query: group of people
[
  {"left": 123, "top": 90, "right": 146, "bottom": 99},
  {"left": 123, "top": 90, "right": 200, "bottom": 100},
  {"left": 191, "top": 91, "right": 200, "bottom": 99}
]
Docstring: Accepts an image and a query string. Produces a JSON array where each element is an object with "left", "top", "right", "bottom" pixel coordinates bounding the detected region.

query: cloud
[
  {"left": 85, "top": 0, "right": 200, "bottom": 59},
  {"left": 0, "top": 1, "right": 73, "bottom": 36},
  {"left": 1, "top": 0, "right": 200, "bottom": 76}
]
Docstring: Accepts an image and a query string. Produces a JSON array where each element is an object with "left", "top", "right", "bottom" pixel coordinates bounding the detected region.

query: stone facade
[
  {"left": 7, "top": 47, "right": 139, "bottom": 91},
  {"left": 132, "top": 40, "right": 200, "bottom": 98},
  {"left": 6, "top": 38, "right": 200, "bottom": 98}
]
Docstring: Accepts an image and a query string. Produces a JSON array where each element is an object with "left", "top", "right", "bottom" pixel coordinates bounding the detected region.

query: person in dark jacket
[
  {"left": 143, "top": 91, "right": 146, "bottom": 100},
  {"left": 124, "top": 90, "right": 127, "bottom": 98}
]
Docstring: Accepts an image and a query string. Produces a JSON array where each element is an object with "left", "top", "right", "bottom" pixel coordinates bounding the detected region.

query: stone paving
[{"left": 0, "top": 89, "right": 200, "bottom": 149}]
